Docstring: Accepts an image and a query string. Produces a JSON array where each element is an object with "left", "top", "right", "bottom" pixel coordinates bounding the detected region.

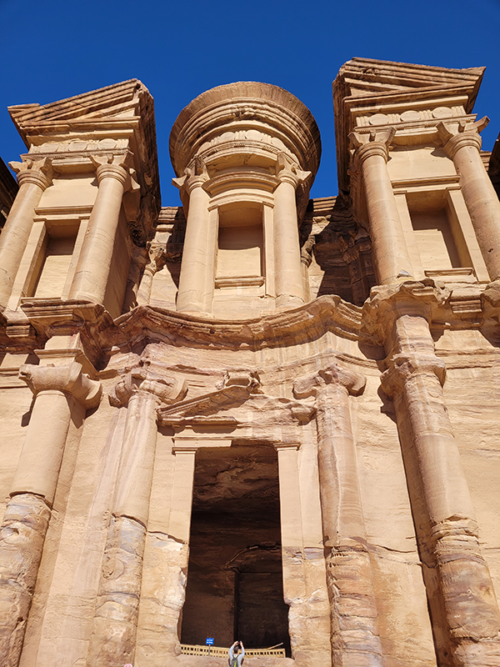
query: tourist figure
[{"left": 229, "top": 640, "right": 245, "bottom": 667}]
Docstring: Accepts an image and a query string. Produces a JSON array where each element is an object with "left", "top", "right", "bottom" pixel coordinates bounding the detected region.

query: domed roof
[{"left": 169, "top": 81, "right": 321, "bottom": 177}]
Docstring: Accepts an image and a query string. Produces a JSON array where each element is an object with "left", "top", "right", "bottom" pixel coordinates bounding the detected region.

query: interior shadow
[{"left": 180, "top": 443, "right": 291, "bottom": 656}]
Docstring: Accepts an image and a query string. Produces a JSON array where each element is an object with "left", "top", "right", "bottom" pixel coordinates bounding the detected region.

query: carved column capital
[
  {"left": 147, "top": 243, "right": 166, "bottom": 270},
  {"left": 293, "top": 362, "right": 366, "bottom": 399},
  {"left": 172, "top": 156, "right": 209, "bottom": 194},
  {"left": 437, "top": 117, "right": 488, "bottom": 159},
  {"left": 361, "top": 280, "right": 449, "bottom": 343},
  {"left": 349, "top": 127, "right": 396, "bottom": 167},
  {"left": 9, "top": 157, "right": 53, "bottom": 190},
  {"left": 91, "top": 153, "right": 135, "bottom": 189},
  {"left": 275, "top": 152, "right": 311, "bottom": 188},
  {"left": 110, "top": 363, "right": 188, "bottom": 408},
  {"left": 19, "top": 361, "right": 102, "bottom": 409},
  {"left": 381, "top": 353, "right": 446, "bottom": 398}
]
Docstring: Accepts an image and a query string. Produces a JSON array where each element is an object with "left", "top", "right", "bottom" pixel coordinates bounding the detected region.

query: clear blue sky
[{"left": 1, "top": 0, "right": 499, "bottom": 203}]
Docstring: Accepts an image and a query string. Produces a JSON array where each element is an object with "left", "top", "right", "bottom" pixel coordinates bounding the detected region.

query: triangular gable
[
  {"left": 336, "top": 57, "right": 484, "bottom": 108},
  {"left": 9, "top": 80, "right": 146, "bottom": 140},
  {"left": 333, "top": 57, "right": 486, "bottom": 191},
  {"left": 8, "top": 79, "right": 161, "bottom": 241}
]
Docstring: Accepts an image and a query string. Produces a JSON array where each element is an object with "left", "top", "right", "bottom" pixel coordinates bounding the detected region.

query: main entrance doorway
[{"left": 180, "top": 443, "right": 291, "bottom": 655}]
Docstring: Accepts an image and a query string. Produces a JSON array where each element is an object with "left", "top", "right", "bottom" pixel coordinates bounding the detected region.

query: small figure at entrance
[{"left": 229, "top": 641, "right": 245, "bottom": 667}]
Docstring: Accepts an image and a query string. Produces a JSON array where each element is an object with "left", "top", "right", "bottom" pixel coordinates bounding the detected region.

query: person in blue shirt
[{"left": 228, "top": 640, "right": 245, "bottom": 667}]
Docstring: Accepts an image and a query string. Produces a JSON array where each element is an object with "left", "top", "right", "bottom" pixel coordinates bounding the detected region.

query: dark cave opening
[{"left": 180, "top": 444, "right": 291, "bottom": 656}]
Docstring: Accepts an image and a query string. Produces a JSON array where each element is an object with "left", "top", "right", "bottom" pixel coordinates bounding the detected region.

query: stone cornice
[
  {"left": 109, "top": 295, "right": 365, "bottom": 352},
  {"left": 11, "top": 287, "right": 500, "bottom": 366}
]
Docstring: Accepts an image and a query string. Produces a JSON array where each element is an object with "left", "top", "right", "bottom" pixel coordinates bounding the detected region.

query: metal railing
[{"left": 180, "top": 644, "right": 286, "bottom": 658}]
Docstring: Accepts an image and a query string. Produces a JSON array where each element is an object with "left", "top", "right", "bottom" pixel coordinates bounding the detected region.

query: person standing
[{"left": 228, "top": 641, "right": 245, "bottom": 667}]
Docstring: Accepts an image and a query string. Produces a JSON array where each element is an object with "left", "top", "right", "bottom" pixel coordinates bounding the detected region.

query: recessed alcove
[
  {"left": 406, "top": 189, "right": 470, "bottom": 273},
  {"left": 216, "top": 203, "right": 264, "bottom": 288},
  {"left": 28, "top": 222, "right": 80, "bottom": 299},
  {"left": 180, "top": 444, "right": 291, "bottom": 656},
  {"left": 33, "top": 234, "right": 76, "bottom": 298}
]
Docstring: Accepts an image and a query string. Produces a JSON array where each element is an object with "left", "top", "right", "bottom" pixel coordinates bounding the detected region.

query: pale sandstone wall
[
  {"left": 38, "top": 174, "right": 98, "bottom": 209},
  {"left": 0, "top": 385, "right": 33, "bottom": 522},
  {"left": 19, "top": 380, "right": 123, "bottom": 666},
  {"left": 2, "top": 59, "right": 500, "bottom": 667},
  {"left": 355, "top": 373, "right": 438, "bottom": 667},
  {"left": 440, "top": 354, "right": 500, "bottom": 604}
]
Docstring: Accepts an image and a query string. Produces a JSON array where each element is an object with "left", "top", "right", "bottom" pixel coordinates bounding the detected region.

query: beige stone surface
[{"left": 0, "top": 57, "right": 500, "bottom": 667}]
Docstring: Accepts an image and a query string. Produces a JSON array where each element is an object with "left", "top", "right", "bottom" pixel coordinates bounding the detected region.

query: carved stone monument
[{"left": 0, "top": 59, "right": 500, "bottom": 666}]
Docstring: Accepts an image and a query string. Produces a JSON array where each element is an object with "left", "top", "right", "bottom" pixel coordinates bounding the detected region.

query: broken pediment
[
  {"left": 335, "top": 58, "right": 484, "bottom": 107},
  {"left": 8, "top": 79, "right": 160, "bottom": 240},
  {"left": 158, "top": 370, "right": 315, "bottom": 432},
  {"left": 9, "top": 79, "right": 151, "bottom": 137},
  {"left": 333, "top": 58, "right": 485, "bottom": 191}
]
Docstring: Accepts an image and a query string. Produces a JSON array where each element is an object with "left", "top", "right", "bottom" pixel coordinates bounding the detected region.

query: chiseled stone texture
[{"left": 1, "top": 56, "right": 500, "bottom": 667}]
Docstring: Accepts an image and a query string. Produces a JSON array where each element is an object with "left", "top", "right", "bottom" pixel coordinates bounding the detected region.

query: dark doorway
[{"left": 180, "top": 444, "right": 291, "bottom": 656}]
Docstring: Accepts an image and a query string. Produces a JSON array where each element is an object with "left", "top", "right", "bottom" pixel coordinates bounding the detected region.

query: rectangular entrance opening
[{"left": 180, "top": 443, "right": 291, "bottom": 656}]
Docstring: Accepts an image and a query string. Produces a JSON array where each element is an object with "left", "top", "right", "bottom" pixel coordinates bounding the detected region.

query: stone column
[
  {"left": 69, "top": 154, "right": 132, "bottom": 304},
  {"left": 0, "top": 158, "right": 53, "bottom": 310},
  {"left": 87, "top": 365, "right": 186, "bottom": 667},
  {"left": 439, "top": 119, "right": 500, "bottom": 282},
  {"left": 379, "top": 298, "right": 500, "bottom": 666},
  {"left": 136, "top": 244, "right": 165, "bottom": 306},
  {"left": 0, "top": 362, "right": 101, "bottom": 667},
  {"left": 174, "top": 158, "right": 212, "bottom": 315},
  {"left": 350, "top": 129, "right": 413, "bottom": 285},
  {"left": 294, "top": 364, "right": 383, "bottom": 667},
  {"left": 273, "top": 153, "right": 310, "bottom": 308}
]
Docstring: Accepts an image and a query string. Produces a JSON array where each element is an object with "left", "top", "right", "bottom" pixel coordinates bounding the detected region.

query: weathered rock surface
[{"left": 0, "top": 57, "right": 500, "bottom": 667}]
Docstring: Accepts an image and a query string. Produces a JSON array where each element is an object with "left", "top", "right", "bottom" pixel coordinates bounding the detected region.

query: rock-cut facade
[{"left": 0, "top": 58, "right": 500, "bottom": 667}]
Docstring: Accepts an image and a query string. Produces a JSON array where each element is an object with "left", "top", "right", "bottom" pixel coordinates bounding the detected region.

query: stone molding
[{"left": 18, "top": 361, "right": 101, "bottom": 408}]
